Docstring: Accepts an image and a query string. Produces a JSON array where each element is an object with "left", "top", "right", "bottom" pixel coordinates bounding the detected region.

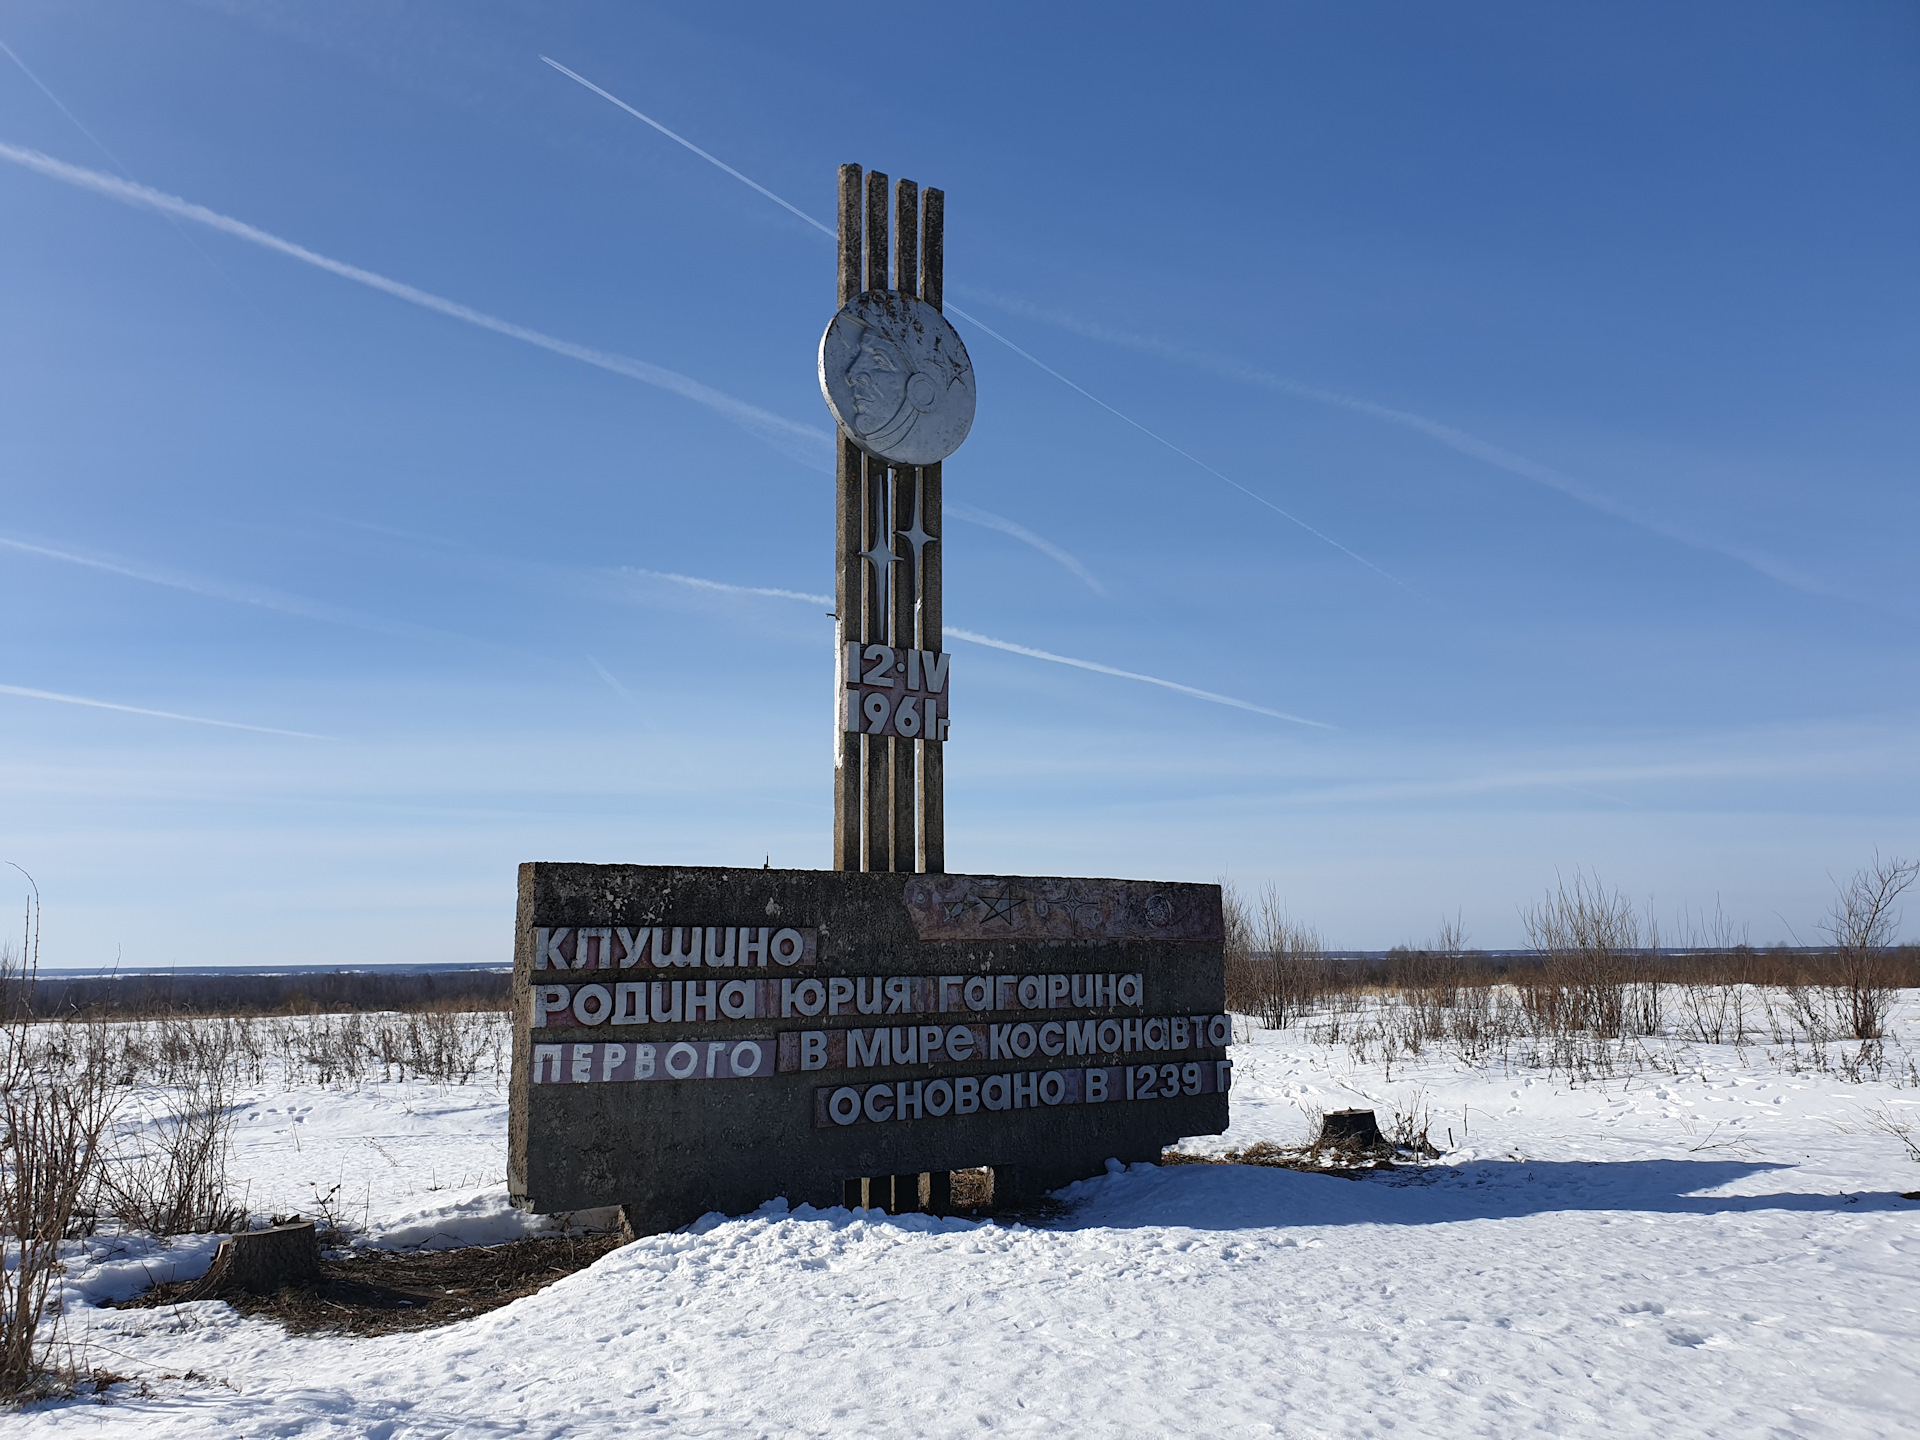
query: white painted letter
[
  {"left": 740, "top": 927, "right": 769, "bottom": 966},
  {"left": 785, "top": 978, "right": 825, "bottom": 1018},
  {"left": 577, "top": 927, "right": 614, "bottom": 970},
  {"left": 925, "top": 1079, "right": 954, "bottom": 1116},
  {"left": 849, "top": 1029, "right": 887, "bottom": 1067},
  {"left": 616, "top": 927, "right": 648, "bottom": 967},
  {"left": 923, "top": 650, "right": 950, "bottom": 692},
  {"left": 536, "top": 927, "right": 571, "bottom": 971},
  {"left": 655, "top": 927, "right": 703, "bottom": 968},
  {"left": 573, "top": 984, "right": 612, "bottom": 1026},
  {"left": 719, "top": 979, "right": 755, "bottom": 1020},
  {"left": 686, "top": 981, "right": 718, "bottom": 1022}
]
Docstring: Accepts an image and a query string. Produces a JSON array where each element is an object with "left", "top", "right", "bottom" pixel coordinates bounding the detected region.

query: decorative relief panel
[{"left": 900, "top": 874, "right": 1223, "bottom": 944}]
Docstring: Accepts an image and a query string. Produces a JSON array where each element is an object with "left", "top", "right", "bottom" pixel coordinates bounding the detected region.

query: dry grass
[
  {"left": 112, "top": 1233, "right": 625, "bottom": 1335},
  {"left": 1221, "top": 859, "right": 1920, "bottom": 1087},
  {"left": 3, "top": 878, "right": 510, "bottom": 1401}
]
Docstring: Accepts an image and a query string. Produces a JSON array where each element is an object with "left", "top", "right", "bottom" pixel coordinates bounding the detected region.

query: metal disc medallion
[{"left": 818, "top": 292, "right": 975, "bottom": 466}]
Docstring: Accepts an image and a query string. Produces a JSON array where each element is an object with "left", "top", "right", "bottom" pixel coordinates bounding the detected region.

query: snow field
[{"left": 18, "top": 994, "right": 1920, "bottom": 1437}]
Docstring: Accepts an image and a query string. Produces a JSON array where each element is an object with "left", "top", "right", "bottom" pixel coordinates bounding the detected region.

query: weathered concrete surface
[{"left": 510, "top": 864, "right": 1227, "bottom": 1234}]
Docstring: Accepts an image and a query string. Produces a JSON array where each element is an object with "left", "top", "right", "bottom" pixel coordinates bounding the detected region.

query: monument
[{"left": 508, "top": 167, "right": 1228, "bottom": 1233}]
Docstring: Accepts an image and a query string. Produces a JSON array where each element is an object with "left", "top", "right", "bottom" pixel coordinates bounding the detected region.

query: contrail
[
  {"left": 617, "top": 569, "right": 1319, "bottom": 726},
  {"left": 536, "top": 59, "right": 1401, "bottom": 589},
  {"left": 938, "top": 305, "right": 1415, "bottom": 595},
  {"left": 954, "top": 287, "right": 1840, "bottom": 600},
  {"left": 0, "top": 682, "right": 328, "bottom": 738},
  {"left": 587, "top": 655, "right": 639, "bottom": 707},
  {"left": 541, "top": 58, "right": 834, "bottom": 240},
  {"left": 0, "top": 141, "right": 831, "bottom": 471},
  {"left": 0, "top": 532, "right": 468, "bottom": 643},
  {"left": 946, "top": 502, "right": 1107, "bottom": 596},
  {"left": 621, "top": 568, "right": 833, "bottom": 606},
  {"left": 0, "top": 32, "right": 250, "bottom": 304},
  {"left": 21, "top": 522, "right": 1312, "bottom": 732},
  {"left": 944, "top": 627, "right": 1329, "bottom": 730},
  {"left": 0, "top": 36, "right": 130, "bottom": 173}
]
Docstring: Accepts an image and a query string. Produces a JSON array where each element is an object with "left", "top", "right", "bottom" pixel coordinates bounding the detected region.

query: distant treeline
[
  {"left": 1308, "top": 946, "right": 1920, "bottom": 990},
  {"left": 17, "top": 968, "right": 511, "bottom": 1019},
  {"left": 1240, "top": 946, "right": 1920, "bottom": 998}
]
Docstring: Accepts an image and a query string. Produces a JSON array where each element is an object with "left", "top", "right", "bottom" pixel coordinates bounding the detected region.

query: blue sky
[{"left": 1, "top": 1, "right": 1914, "bottom": 966}]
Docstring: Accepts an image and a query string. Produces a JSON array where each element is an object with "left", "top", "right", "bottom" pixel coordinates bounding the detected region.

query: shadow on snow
[{"left": 1050, "top": 1157, "right": 1917, "bottom": 1231}]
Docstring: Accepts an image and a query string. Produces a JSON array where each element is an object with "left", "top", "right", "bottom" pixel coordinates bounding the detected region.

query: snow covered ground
[{"left": 18, "top": 996, "right": 1920, "bottom": 1437}]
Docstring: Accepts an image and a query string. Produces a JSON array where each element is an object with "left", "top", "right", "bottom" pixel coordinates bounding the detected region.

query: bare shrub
[
  {"left": 1852, "top": 1102, "right": 1920, "bottom": 1163},
  {"left": 1, "top": 877, "right": 123, "bottom": 1400},
  {"left": 1386, "top": 1089, "right": 1440, "bottom": 1157},
  {"left": 1228, "top": 887, "right": 1320, "bottom": 1029},
  {"left": 97, "top": 1060, "right": 245, "bottom": 1239},
  {"left": 1821, "top": 853, "right": 1917, "bottom": 1041},
  {"left": 1672, "top": 902, "right": 1752, "bottom": 1044},
  {"left": 1520, "top": 872, "right": 1661, "bottom": 1040},
  {"left": 1221, "top": 881, "right": 1259, "bottom": 1016}
]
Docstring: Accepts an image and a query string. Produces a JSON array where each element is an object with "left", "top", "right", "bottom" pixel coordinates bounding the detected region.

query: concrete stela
[{"left": 507, "top": 169, "right": 1228, "bottom": 1234}]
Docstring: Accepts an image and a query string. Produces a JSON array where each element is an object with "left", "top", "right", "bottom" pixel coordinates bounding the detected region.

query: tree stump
[
  {"left": 1316, "top": 1109, "right": 1389, "bottom": 1158},
  {"left": 186, "top": 1221, "right": 319, "bottom": 1299}
]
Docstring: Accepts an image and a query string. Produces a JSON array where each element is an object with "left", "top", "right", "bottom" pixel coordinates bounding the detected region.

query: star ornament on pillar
[
  {"left": 898, "top": 503, "right": 937, "bottom": 588},
  {"left": 863, "top": 530, "right": 894, "bottom": 633}
]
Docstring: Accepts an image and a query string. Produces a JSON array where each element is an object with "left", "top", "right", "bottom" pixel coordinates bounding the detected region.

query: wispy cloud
[
  {"left": 536, "top": 58, "right": 1403, "bottom": 592},
  {"left": 0, "top": 532, "right": 465, "bottom": 643},
  {"left": 0, "top": 140, "right": 831, "bottom": 471},
  {"left": 19, "top": 520, "right": 1314, "bottom": 734},
  {"left": 0, "top": 682, "right": 328, "bottom": 738},
  {"left": 946, "top": 502, "right": 1107, "bottom": 597},
  {"left": 956, "top": 287, "right": 1841, "bottom": 600},
  {"left": 944, "top": 627, "right": 1327, "bottom": 729}
]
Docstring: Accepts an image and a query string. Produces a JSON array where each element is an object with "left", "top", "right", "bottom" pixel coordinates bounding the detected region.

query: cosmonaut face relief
[{"left": 819, "top": 290, "right": 976, "bottom": 467}]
